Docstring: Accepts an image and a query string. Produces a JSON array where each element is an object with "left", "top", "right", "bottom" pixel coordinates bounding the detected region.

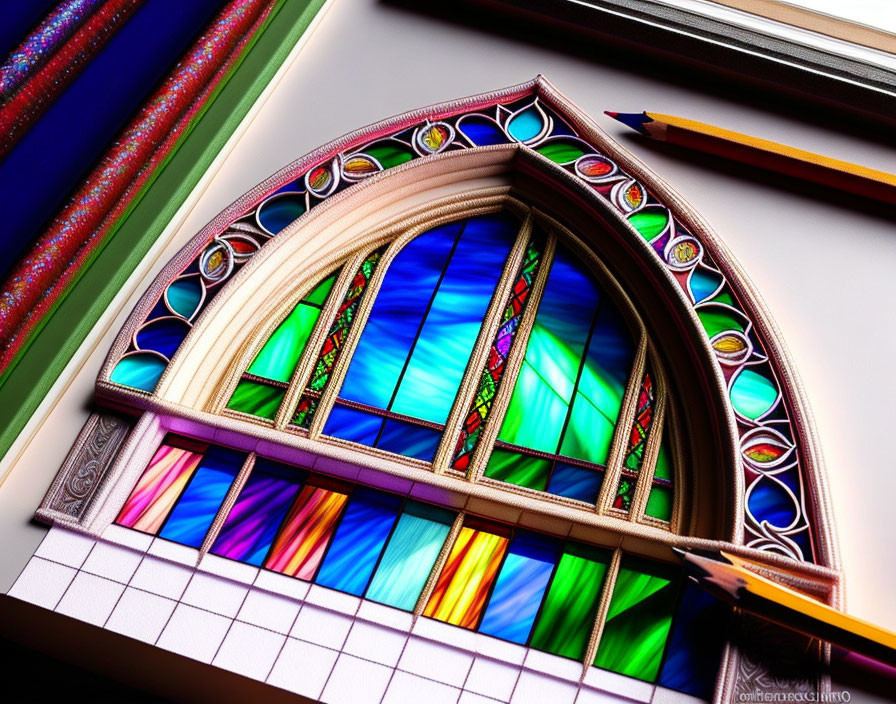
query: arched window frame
[
  {"left": 209, "top": 197, "right": 679, "bottom": 530},
  {"left": 26, "top": 76, "right": 842, "bottom": 703}
]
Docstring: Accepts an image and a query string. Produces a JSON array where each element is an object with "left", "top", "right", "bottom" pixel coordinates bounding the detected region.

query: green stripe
[
  {"left": 529, "top": 544, "right": 610, "bottom": 659},
  {"left": 0, "top": 0, "right": 328, "bottom": 464},
  {"left": 227, "top": 380, "right": 284, "bottom": 420},
  {"left": 594, "top": 560, "right": 678, "bottom": 681}
]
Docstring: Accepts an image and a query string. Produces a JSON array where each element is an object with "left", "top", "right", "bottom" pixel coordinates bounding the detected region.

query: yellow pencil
[
  {"left": 676, "top": 549, "right": 896, "bottom": 666},
  {"left": 606, "top": 111, "right": 896, "bottom": 206}
]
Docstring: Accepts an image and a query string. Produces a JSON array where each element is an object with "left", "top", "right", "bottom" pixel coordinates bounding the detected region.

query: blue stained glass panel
[
  {"left": 689, "top": 268, "right": 722, "bottom": 303},
  {"left": 391, "top": 213, "right": 516, "bottom": 424},
  {"left": 376, "top": 420, "right": 441, "bottom": 462},
  {"left": 323, "top": 404, "right": 383, "bottom": 445},
  {"left": 659, "top": 584, "right": 729, "bottom": 698},
  {"left": 110, "top": 353, "right": 166, "bottom": 392},
  {"left": 479, "top": 533, "right": 558, "bottom": 643},
  {"left": 165, "top": 278, "right": 203, "bottom": 319},
  {"left": 366, "top": 503, "right": 454, "bottom": 610},
  {"left": 339, "top": 223, "right": 460, "bottom": 410},
  {"left": 159, "top": 447, "right": 244, "bottom": 548},
  {"left": 135, "top": 318, "right": 191, "bottom": 359},
  {"left": 458, "top": 116, "right": 507, "bottom": 146},
  {"left": 210, "top": 460, "right": 305, "bottom": 566},
  {"left": 547, "top": 464, "right": 603, "bottom": 503},
  {"left": 315, "top": 488, "right": 402, "bottom": 595}
]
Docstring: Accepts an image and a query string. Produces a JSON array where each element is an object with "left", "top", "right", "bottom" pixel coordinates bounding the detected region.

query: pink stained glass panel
[{"left": 115, "top": 442, "right": 204, "bottom": 534}]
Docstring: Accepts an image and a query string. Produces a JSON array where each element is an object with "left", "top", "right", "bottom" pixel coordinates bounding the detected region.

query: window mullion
[
  {"left": 274, "top": 250, "right": 369, "bottom": 429},
  {"left": 197, "top": 451, "right": 256, "bottom": 561},
  {"left": 432, "top": 209, "right": 533, "bottom": 474},
  {"left": 412, "top": 511, "right": 466, "bottom": 616},
  {"left": 596, "top": 338, "right": 649, "bottom": 515},
  {"left": 580, "top": 546, "right": 622, "bottom": 676},
  {"left": 630, "top": 363, "right": 667, "bottom": 521},
  {"left": 464, "top": 232, "right": 558, "bottom": 482}
]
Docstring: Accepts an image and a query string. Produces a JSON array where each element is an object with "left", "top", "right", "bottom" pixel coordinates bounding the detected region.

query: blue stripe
[
  {"left": 315, "top": 488, "right": 402, "bottom": 596},
  {"left": 391, "top": 213, "right": 516, "bottom": 424},
  {"left": 0, "top": 0, "right": 225, "bottom": 277},
  {"left": 158, "top": 446, "right": 243, "bottom": 548}
]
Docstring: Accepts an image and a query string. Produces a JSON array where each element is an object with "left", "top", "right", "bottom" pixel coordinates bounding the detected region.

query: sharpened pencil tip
[{"left": 605, "top": 111, "right": 652, "bottom": 136}]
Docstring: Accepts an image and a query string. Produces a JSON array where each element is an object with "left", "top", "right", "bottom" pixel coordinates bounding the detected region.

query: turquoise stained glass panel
[{"left": 366, "top": 503, "right": 454, "bottom": 610}]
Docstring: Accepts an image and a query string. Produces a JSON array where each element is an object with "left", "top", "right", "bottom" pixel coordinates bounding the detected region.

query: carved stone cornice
[{"left": 37, "top": 412, "right": 131, "bottom": 526}]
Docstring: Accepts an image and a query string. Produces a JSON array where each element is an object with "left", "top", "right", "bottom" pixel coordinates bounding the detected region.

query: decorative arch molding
[{"left": 94, "top": 77, "right": 836, "bottom": 572}]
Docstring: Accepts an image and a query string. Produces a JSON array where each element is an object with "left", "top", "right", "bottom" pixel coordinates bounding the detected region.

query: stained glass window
[{"left": 222, "top": 206, "right": 676, "bottom": 524}]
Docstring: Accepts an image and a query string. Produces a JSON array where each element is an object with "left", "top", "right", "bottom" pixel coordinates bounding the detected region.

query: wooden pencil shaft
[
  {"left": 610, "top": 110, "right": 896, "bottom": 206},
  {"left": 681, "top": 551, "right": 896, "bottom": 667},
  {"left": 736, "top": 590, "right": 896, "bottom": 667},
  {"left": 662, "top": 123, "right": 896, "bottom": 205}
]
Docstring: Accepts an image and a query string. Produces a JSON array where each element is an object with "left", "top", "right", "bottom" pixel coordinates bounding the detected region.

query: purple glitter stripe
[{"left": 0, "top": 0, "right": 103, "bottom": 98}]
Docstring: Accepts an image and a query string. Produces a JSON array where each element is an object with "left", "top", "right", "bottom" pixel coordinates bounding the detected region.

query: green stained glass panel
[
  {"left": 525, "top": 325, "right": 581, "bottom": 402},
  {"left": 709, "top": 291, "right": 735, "bottom": 307},
  {"left": 576, "top": 351, "right": 626, "bottom": 424},
  {"left": 535, "top": 141, "right": 587, "bottom": 164},
  {"left": 594, "top": 561, "right": 679, "bottom": 681},
  {"left": 484, "top": 449, "right": 551, "bottom": 491},
  {"left": 628, "top": 210, "right": 668, "bottom": 240},
  {"left": 227, "top": 380, "right": 284, "bottom": 420},
  {"left": 529, "top": 545, "right": 610, "bottom": 659},
  {"left": 366, "top": 143, "right": 414, "bottom": 169},
  {"left": 645, "top": 486, "right": 673, "bottom": 521},
  {"left": 246, "top": 275, "right": 335, "bottom": 383},
  {"left": 696, "top": 308, "right": 745, "bottom": 338},
  {"left": 558, "top": 392, "right": 616, "bottom": 465},
  {"left": 498, "top": 362, "right": 568, "bottom": 453},
  {"left": 304, "top": 273, "right": 336, "bottom": 305}
]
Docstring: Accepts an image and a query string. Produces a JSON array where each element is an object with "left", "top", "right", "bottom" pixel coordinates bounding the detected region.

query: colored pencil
[
  {"left": 676, "top": 549, "right": 896, "bottom": 667},
  {"left": 606, "top": 111, "right": 896, "bottom": 206}
]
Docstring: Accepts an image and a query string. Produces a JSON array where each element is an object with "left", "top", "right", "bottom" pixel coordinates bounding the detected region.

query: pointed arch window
[
  {"left": 219, "top": 205, "right": 676, "bottom": 526},
  {"left": 34, "top": 78, "right": 839, "bottom": 704}
]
